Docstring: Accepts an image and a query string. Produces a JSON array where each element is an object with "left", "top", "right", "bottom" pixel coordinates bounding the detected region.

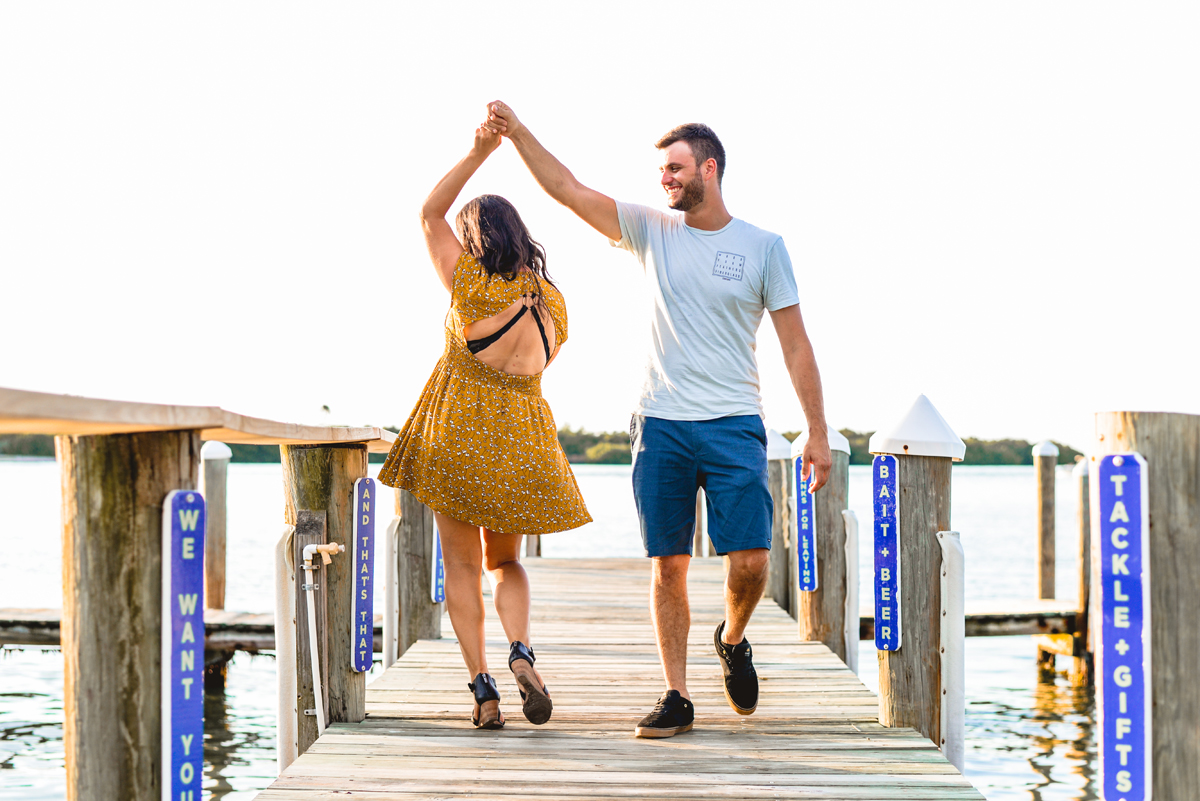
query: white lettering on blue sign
[
  {"left": 873, "top": 455, "right": 901, "bottom": 650},
  {"left": 351, "top": 477, "right": 376, "bottom": 673},
  {"left": 1097, "top": 453, "right": 1150, "bottom": 801},
  {"left": 161, "top": 490, "right": 205, "bottom": 801},
  {"left": 794, "top": 457, "right": 817, "bottom": 592},
  {"left": 431, "top": 526, "right": 446, "bottom": 603}
]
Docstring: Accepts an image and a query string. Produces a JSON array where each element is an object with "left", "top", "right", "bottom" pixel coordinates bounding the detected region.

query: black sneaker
[
  {"left": 714, "top": 621, "right": 758, "bottom": 715},
  {"left": 634, "top": 690, "right": 694, "bottom": 738}
]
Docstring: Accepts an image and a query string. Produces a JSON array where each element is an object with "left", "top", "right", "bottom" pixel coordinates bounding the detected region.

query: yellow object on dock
[{"left": 260, "top": 558, "right": 983, "bottom": 800}]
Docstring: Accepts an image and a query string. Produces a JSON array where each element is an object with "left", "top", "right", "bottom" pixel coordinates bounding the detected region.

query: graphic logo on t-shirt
[{"left": 712, "top": 252, "right": 746, "bottom": 282}]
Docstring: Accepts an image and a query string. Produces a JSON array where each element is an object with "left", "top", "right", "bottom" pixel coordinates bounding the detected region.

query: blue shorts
[{"left": 630, "top": 414, "right": 773, "bottom": 558}]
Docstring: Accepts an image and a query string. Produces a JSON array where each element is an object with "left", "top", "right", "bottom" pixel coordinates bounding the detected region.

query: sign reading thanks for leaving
[
  {"left": 161, "top": 490, "right": 206, "bottom": 801},
  {"left": 795, "top": 459, "right": 817, "bottom": 592},
  {"left": 351, "top": 477, "right": 375, "bottom": 673},
  {"left": 1097, "top": 453, "right": 1150, "bottom": 801},
  {"left": 872, "top": 455, "right": 901, "bottom": 651},
  {"left": 431, "top": 526, "right": 446, "bottom": 603}
]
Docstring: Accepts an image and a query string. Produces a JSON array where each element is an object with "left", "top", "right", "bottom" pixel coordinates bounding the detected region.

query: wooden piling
[
  {"left": 796, "top": 448, "right": 851, "bottom": 662},
  {"left": 1034, "top": 441, "right": 1059, "bottom": 600},
  {"left": 1094, "top": 411, "right": 1200, "bottom": 799},
  {"left": 58, "top": 430, "right": 200, "bottom": 801},
  {"left": 766, "top": 458, "right": 790, "bottom": 611},
  {"left": 870, "top": 395, "right": 965, "bottom": 753},
  {"left": 397, "top": 489, "right": 442, "bottom": 656},
  {"left": 282, "top": 443, "right": 368, "bottom": 740},
  {"left": 525, "top": 534, "right": 541, "bottom": 558},
  {"left": 200, "top": 441, "right": 231, "bottom": 610},
  {"left": 1071, "top": 458, "right": 1092, "bottom": 685}
]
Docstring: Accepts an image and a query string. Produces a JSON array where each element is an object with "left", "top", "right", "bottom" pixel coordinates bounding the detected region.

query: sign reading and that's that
[
  {"left": 351, "top": 477, "right": 375, "bottom": 673},
  {"left": 1097, "top": 453, "right": 1150, "bottom": 801},
  {"left": 161, "top": 490, "right": 206, "bottom": 801},
  {"left": 431, "top": 526, "right": 446, "bottom": 603},
  {"left": 795, "top": 458, "right": 817, "bottom": 592},
  {"left": 873, "top": 454, "right": 901, "bottom": 651}
]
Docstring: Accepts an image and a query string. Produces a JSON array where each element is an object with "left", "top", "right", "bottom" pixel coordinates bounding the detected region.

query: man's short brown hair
[{"left": 655, "top": 123, "right": 726, "bottom": 184}]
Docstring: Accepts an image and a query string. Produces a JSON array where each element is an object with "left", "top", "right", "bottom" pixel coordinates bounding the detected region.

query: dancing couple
[{"left": 378, "top": 101, "right": 831, "bottom": 737}]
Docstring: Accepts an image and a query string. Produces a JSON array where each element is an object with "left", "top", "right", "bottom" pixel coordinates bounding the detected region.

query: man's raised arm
[{"left": 486, "top": 101, "right": 621, "bottom": 242}]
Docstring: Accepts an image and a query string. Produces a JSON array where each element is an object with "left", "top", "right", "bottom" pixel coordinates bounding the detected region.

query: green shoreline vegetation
[{"left": 1, "top": 429, "right": 1083, "bottom": 466}]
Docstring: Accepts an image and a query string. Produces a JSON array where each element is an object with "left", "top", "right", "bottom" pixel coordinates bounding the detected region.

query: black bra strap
[
  {"left": 467, "top": 304, "right": 528, "bottom": 354},
  {"left": 531, "top": 307, "right": 551, "bottom": 361}
]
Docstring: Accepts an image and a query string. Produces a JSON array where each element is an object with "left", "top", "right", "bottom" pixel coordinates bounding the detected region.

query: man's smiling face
[{"left": 660, "top": 141, "right": 706, "bottom": 212}]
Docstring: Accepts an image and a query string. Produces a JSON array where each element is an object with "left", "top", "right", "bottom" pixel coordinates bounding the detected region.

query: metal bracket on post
[
  {"left": 937, "top": 530, "right": 965, "bottom": 771},
  {"left": 841, "top": 510, "right": 860, "bottom": 675}
]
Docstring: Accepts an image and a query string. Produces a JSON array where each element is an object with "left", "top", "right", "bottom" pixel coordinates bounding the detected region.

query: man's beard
[{"left": 666, "top": 174, "right": 705, "bottom": 211}]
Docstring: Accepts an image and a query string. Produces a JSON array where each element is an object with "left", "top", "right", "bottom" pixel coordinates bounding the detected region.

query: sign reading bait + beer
[
  {"left": 795, "top": 458, "right": 817, "bottom": 592},
  {"left": 161, "top": 490, "right": 206, "bottom": 801},
  {"left": 1097, "top": 453, "right": 1150, "bottom": 801},
  {"left": 351, "top": 477, "right": 375, "bottom": 673},
  {"left": 873, "top": 454, "right": 901, "bottom": 650}
]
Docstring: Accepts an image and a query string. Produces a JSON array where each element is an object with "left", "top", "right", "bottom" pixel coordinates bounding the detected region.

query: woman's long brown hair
[{"left": 455, "top": 195, "right": 555, "bottom": 290}]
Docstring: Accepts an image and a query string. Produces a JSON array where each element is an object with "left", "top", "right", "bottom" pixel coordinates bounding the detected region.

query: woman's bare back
[{"left": 463, "top": 292, "right": 558, "bottom": 376}]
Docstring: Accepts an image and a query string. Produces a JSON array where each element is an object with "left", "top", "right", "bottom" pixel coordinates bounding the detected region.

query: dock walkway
[{"left": 260, "top": 558, "right": 983, "bottom": 800}]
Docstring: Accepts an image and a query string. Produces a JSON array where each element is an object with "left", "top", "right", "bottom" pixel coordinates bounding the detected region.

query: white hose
[{"left": 304, "top": 561, "right": 326, "bottom": 736}]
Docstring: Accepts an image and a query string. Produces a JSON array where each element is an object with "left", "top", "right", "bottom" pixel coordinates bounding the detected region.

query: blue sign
[
  {"left": 431, "top": 526, "right": 446, "bottom": 603},
  {"left": 1097, "top": 453, "right": 1150, "bottom": 801},
  {"left": 795, "top": 458, "right": 817, "bottom": 592},
  {"left": 873, "top": 454, "right": 901, "bottom": 651},
  {"left": 161, "top": 490, "right": 206, "bottom": 801},
  {"left": 351, "top": 478, "right": 375, "bottom": 672}
]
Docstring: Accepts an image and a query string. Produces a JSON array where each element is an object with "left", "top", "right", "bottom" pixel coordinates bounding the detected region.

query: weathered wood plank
[
  {"left": 262, "top": 558, "right": 982, "bottom": 799},
  {"left": 398, "top": 490, "right": 442, "bottom": 655},
  {"left": 797, "top": 451, "right": 850, "bottom": 661}
]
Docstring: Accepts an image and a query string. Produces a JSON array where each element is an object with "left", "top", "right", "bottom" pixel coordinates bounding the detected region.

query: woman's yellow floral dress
[{"left": 378, "top": 253, "right": 592, "bottom": 535}]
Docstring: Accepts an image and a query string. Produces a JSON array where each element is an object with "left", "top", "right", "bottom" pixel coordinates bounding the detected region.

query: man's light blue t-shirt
[{"left": 611, "top": 201, "right": 800, "bottom": 421}]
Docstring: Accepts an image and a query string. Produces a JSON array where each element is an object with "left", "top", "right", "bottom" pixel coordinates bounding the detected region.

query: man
[{"left": 485, "top": 101, "right": 832, "bottom": 738}]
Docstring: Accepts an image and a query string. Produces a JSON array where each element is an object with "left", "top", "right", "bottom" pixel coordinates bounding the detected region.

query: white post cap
[
  {"left": 790, "top": 427, "right": 851, "bottom": 458},
  {"left": 766, "top": 428, "right": 792, "bottom": 461},
  {"left": 1072, "top": 456, "right": 1089, "bottom": 477},
  {"left": 868, "top": 395, "right": 965, "bottom": 461},
  {"left": 201, "top": 440, "right": 234, "bottom": 461},
  {"left": 1032, "top": 440, "right": 1060, "bottom": 459}
]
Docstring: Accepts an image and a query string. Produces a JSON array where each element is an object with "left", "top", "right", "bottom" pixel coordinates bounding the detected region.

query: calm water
[{"left": 0, "top": 459, "right": 1095, "bottom": 800}]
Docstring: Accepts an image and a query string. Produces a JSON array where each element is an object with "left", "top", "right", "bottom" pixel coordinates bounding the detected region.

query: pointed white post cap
[
  {"left": 766, "top": 429, "right": 792, "bottom": 461},
  {"left": 868, "top": 395, "right": 965, "bottom": 461},
  {"left": 201, "top": 440, "right": 234, "bottom": 461},
  {"left": 790, "top": 426, "right": 851, "bottom": 458},
  {"left": 1072, "top": 456, "right": 1089, "bottom": 477},
  {"left": 1032, "top": 440, "right": 1060, "bottom": 458}
]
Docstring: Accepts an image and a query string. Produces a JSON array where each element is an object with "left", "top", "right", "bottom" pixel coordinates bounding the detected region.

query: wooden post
[
  {"left": 200, "top": 441, "right": 231, "bottom": 610},
  {"left": 525, "top": 534, "right": 541, "bottom": 558},
  {"left": 692, "top": 488, "right": 710, "bottom": 556},
  {"left": 292, "top": 511, "right": 327, "bottom": 755},
  {"left": 1094, "top": 411, "right": 1200, "bottom": 799},
  {"left": 766, "top": 458, "right": 790, "bottom": 610},
  {"left": 397, "top": 489, "right": 442, "bottom": 656},
  {"left": 1034, "top": 440, "right": 1059, "bottom": 674},
  {"left": 58, "top": 430, "right": 201, "bottom": 801},
  {"left": 796, "top": 439, "right": 852, "bottom": 663},
  {"left": 870, "top": 395, "right": 964, "bottom": 754},
  {"left": 282, "top": 443, "right": 368, "bottom": 741},
  {"left": 1034, "top": 440, "right": 1059, "bottom": 600},
  {"left": 1071, "top": 458, "right": 1092, "bottom": 685}
]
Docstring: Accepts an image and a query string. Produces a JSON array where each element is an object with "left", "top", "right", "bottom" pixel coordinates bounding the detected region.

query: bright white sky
[{"left": 2, "top": 3, "right": 1196, "bottom": 453}]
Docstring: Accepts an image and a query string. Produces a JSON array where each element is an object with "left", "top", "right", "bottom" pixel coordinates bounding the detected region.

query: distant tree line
[
  {"left": 1, "top": 428, "right": 1080, "bottom": 467},
  {"left": 782, "top": 430, "right": 1082, "bottom": 466}
]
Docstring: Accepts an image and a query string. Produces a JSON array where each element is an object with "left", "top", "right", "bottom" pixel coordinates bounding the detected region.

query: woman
[{"left": 378, "top": 123, "right": 591, "bottom": 730}]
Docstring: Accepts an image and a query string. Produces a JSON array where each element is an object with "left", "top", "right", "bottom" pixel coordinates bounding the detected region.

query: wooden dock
[{"left": 259, "top": 558, "right": 983, "bottom": 800}]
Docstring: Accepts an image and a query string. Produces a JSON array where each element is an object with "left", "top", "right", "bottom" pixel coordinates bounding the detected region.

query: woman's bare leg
[
  {"left": 434, "top": 512, "right": 501, "bottom": 724},
  {"left": 482, "top": 530, "right": 544, "bottom": 687}
]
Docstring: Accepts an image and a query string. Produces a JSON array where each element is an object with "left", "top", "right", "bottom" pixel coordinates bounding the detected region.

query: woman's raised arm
[{"left": 420, "top": 126, "right": 502, "bottom": 292}]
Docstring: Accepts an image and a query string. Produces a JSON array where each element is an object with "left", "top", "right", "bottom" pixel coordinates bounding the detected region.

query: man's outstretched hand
[
  {"left": 485, "top": 100, "right": 522, "bottom": 138},
  {"left": 801, "top": 429, "right": 833, "bottom": 493}
]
